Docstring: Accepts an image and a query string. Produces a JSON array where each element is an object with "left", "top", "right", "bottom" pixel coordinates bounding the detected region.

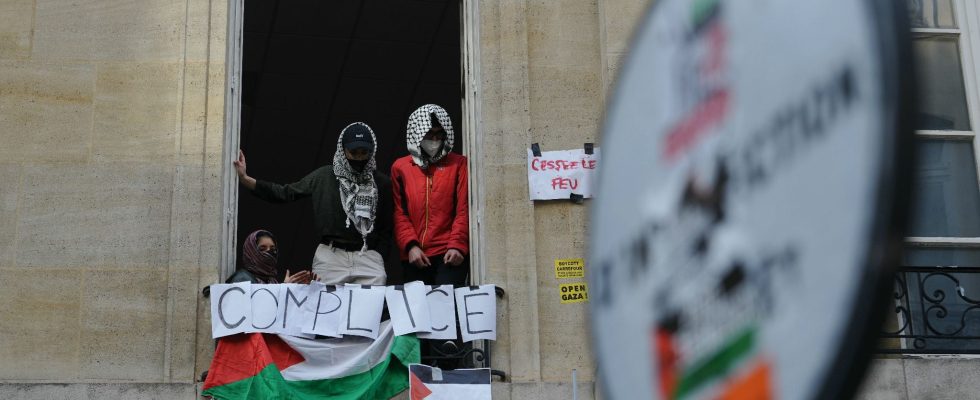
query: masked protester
[
  {"left": 391, "top": 105, "right": 469, "bottom": 287},
  {"left": 226, "top": 229, "right": 316, "bottom": 284},
  {"left": 233, "top": 122, "right": 393, "bottom": 285}
]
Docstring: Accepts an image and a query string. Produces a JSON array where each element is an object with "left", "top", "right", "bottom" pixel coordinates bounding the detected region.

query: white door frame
[
  {"left": 461, "top": 0, "right": 487, "bottom": 284},
  {"left": 219, "top": 0, "right": 245, "bottom": 280}
]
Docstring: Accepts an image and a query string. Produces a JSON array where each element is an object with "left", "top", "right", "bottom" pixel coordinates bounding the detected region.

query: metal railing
[
  {"left": 879, "top": 266, "right": 980, "bottom": 354},
  {"left": 419, "top": 286, "right": 507, "bottom": 381}
]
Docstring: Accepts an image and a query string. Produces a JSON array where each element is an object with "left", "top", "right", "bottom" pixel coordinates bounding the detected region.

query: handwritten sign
[
  {"left": 210, "top": 281, "right": 497, "bottom": 342},
  {"left": 455, "top": 285, "right": 497, "bottom": 342},
  {"left": 278, "top": 284, "right": 315, "bottom": 339},
  {"left": 527, "top": 148, "right": 600, "bottom": 200},
  {"left": 385, "top": 281, "right": 432, "bottom": 336},
  {"left": 250, "top": 284, "right": 282, "bottom": 333},
  {"left": 555, "top": 258, "right": 585, "bottom": 279},
  {"left": 417, "top": 285, "right": 458, "bottom": 340},
  {"left": 559, "top": 283, "right": 589, "bottom": 304},
  {"left": 301, "top": 283, "right": 343, "bottom": 338},
  {"left": 339, "top": 284, "right": 386, "bottom": 339},
  {"left": 211, "top": 282, "right": 251, "bottom": 338}
]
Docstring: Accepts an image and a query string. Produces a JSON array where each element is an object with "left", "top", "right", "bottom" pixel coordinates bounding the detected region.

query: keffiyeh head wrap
[
  {"left": 332, "top": 122, "right": 378, "bottom": 252},
  {"left": 242, "top": 229, "right": 279, "bottom": 284},
  {"left": 406, "top": 104, "right": 454, "bottom": 169}
]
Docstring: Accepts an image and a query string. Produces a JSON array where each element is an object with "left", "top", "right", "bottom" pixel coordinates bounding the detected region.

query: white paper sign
[
  {"left": 385, "top": 281, "right": 432, "bottom": 336},
  {"left": 302, "top": 283, "right": 344, "bottom": 338},
  {"left": 210, "top": 282, "right": 251, "bottom": 338},
  {"left": 250, "top": 284, "right": 281, "bottom": 333},
  {"left": 527, "top": 148, "right": 600, "bottom": 200},
  {"left": 455, "top": 285, "right": 497, "bottom": 342},
  {"left": 418, "top": 285, "right": 458, "bottom": 340},
  {"left": 339, "top": 284, "right": 386, "bottom": 339},
  {"left": 278, "top": 284, "right": 315, "bottom": 338},
  {"left": 210, "top": 283, "right": 500, "bottom": 340}
]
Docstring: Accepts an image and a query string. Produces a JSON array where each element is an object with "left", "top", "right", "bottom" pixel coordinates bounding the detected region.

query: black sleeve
[
  {"left": 251, "top": 168, "right": 320, "bottom": 203},
  {"left": 374, "top": 173, "right": 395, "bottom": 267},
  {"left": 225, "top": 269, "right": 255, "bottom": 284}
]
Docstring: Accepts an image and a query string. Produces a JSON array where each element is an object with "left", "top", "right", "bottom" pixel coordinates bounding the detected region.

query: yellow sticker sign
[
  {"left": 559, "top": 282, "right": 589, "bottom": 304},
  {"left": 554, "top": 258, "right": 586, "bottom": 279}
]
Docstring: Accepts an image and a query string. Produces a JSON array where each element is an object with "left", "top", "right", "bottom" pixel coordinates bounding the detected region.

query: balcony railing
[
  {"left": 419, "top": 286, "right": 507, "bottom": 381},
  {"left": 879, "top": 266, "right": 980, "bottom": 354}
]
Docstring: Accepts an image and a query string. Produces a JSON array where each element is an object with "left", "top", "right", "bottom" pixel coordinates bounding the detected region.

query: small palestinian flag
[{"left": 409, "top": 364, "right": 491, "bottom": 400}]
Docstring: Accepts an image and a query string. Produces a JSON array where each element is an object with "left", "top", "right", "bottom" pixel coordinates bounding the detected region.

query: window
[
  {"left": 886, "top": 0, "right": 980, "bottom": 354},
  {"left": 234, "top": 0, "right": 464, "bottom": 283},
  {"left": 219, "top": 0, "right": 492, "bottom": 372}
]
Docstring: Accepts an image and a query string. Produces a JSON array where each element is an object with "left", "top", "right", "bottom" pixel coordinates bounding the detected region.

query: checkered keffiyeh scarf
[
  {"left": 332, "top": 122, "right": 378, "bottom": 252},
  {"left": 406, "top": 104, "right": 454, "bottom": 169}
]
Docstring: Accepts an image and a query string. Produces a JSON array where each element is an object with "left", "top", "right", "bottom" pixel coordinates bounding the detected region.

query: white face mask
[{"left": 421, "top": 139, "right": 443, "bottom": 157}]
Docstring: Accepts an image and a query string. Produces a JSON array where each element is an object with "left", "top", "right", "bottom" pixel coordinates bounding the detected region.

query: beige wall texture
[
  {"left": 0, "top": 1, "right": 939, "bottom": 399},
  {"left": 0, "top": 0, "right": 658, "bottom": 398},
  {"left": 476, "top": 0, "right": 649, "bottom": 398},
  {"left": 0, "top": 0, "right": 228, "bottom": 391}
]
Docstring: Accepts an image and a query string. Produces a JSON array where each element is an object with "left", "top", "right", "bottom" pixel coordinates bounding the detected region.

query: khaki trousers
[{"left": 311, "top": 243, "right": 387, "bottom": 285}]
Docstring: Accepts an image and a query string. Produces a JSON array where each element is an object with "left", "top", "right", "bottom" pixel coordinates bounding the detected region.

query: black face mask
[
  {"left": 263, "top": 249, "right": 278, "bottom": 260},
  {"left": 348, "top": 158, "right": 368, "bottom": 172}
]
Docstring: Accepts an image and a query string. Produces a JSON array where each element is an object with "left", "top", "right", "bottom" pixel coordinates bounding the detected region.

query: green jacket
[
  {"left": 225, "top": 269, "right": 261, "bottom": 284},
  {"left": 252, "top": 165, "right": 393, "bottom": 258}
]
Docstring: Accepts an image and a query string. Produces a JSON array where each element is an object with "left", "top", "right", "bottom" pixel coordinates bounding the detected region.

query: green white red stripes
[
  {"left": 656, "top": 324, "right": 771, "bottom": 400},
  {"left": 673, "top": 327, "right": 756, "bottom": 399},
  {"left": 203, "top": 321, "right": 419, "bottom": 400}
]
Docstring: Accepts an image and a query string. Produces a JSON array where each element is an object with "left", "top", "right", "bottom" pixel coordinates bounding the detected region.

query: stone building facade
[{"left": 0, "top": 0, "right": 978, "bottom": 399}]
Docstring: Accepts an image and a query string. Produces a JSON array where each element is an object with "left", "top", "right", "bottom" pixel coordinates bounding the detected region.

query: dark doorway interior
[{"left": 236, "top": 0, "right": 463, "bottom": 283}]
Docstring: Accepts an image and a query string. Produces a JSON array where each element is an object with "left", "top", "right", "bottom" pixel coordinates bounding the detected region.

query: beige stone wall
[
  {"left": 0, "top": 0, "right": 227, "bottom": 384},
  {"left": 476, "top": 0, "right": 649, "bottom": 397},
  {"left": 599, "top": 0, "right": 652, "bottom": 94},
  {"left": 0, "top": 0, "right": 655, "bottom": 396}
]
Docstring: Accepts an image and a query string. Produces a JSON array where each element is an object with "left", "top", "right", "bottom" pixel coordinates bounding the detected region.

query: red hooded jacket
[{"left": 391, "top": 152, "right": 469, "bottom": 259}]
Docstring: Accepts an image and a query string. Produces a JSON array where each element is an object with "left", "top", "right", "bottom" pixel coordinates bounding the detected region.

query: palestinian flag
[
  {"left": 203, "top": 321, "right": 419, "bottom": 400},
  {"left": 408, "top": 364, "right": 491, "bottom": 400}
]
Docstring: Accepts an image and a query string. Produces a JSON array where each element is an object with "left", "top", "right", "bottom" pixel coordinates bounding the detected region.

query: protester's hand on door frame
[{"left": 234, "top": 150, "right": 257, "bottom": 189}]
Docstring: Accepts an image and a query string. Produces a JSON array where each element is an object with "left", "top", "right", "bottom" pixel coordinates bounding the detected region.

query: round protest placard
[{"left": 589, "top": 0, "right": 912, "bottom": 399}]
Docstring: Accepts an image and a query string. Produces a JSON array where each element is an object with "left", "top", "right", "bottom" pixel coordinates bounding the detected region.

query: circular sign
[{"left": 589, "top": 0, "right": 912, "bottom": 399}]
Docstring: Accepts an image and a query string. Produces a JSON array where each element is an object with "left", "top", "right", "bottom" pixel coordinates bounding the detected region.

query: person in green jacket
[{"left": 234, "top": 122, "right": 393, "bottom": 285}]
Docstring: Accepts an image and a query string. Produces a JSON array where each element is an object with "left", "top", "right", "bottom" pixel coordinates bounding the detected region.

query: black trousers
[
  {"left": 403, "top": 253, "right": 470, "bottom": 369},
  {"left": 402, "top": 253, "right": 469, "bottom": 287}
]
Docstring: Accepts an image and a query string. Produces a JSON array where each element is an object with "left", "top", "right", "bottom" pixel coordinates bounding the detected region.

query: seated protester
[
  {"left": 391, "top": 104, "right": 469, "bottom": 287},
  {"left": 234, "top": 122, "right": 393, "bottom": 285},
  {"left": 227, "top": 229, "right": 316, "bottom": 284}
]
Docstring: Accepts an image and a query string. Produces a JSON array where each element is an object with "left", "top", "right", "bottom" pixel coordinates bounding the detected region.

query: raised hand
[{"left": 283, "top": 269, "right": 313, "bottom": 284}]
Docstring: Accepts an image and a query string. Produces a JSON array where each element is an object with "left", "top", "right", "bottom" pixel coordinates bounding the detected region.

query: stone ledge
[
  {"left": 0, "top": 383, "right": 197, "bottom": 400},
  {"left": 0, "top": 381, "right": 601, "bottom": 400},
  {"left": 858, "top": 357, "right": 980, "bottom": 400}
]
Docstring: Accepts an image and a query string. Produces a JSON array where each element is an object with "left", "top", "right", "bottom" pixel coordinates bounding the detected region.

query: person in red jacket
[{"left": 391, "top": 104, "right": 469, "bottom": 287}]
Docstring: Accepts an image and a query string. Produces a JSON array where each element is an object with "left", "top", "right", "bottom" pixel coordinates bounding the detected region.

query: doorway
[{"left": 234, "top": 0, "right": 464, "bottom": 283}]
